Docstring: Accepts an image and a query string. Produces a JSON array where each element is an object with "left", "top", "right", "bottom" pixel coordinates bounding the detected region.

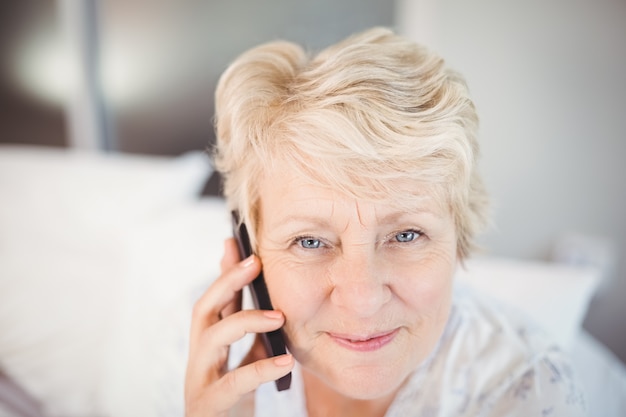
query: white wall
[{"left": 396, "top": 0, "right": 626, "bottom": 362}]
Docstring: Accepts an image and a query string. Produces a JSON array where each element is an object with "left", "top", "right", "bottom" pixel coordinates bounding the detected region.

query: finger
[
  {"left": 209, "top": 354, "right": 294, "bottom": 414},
  {"left": 219, "top": 238, "right": 244, "bottom": 319},
  {"left": 189, "top": 254, "right": 261, "bottom": 349},
  {"left": 220, "top": 238, "right": 242, "bottom": 273},
  {"left": 186, "top": 309, "right": 284, "bottom": 391},
  {"left": 208, "top": 309, "right": 284, "bottom": 351}
]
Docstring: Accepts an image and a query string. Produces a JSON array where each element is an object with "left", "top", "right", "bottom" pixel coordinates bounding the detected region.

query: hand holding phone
[
  {"left": 231, "top": 211, "right": 292, "bottom": 391},
  {"left": 184, "top": 233, "right": 293, "bottom": 415}
]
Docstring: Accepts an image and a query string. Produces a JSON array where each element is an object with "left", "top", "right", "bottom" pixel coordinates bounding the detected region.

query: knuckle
[
  {"left": 199, "top": 326, "right": 220, "bottom": 351},
  {"left": 191, "top": 299, "right": 205, "bottom": 318},
  {"left": 222, "top": 369, "right": 242, "bottom": 395},
  {"left": 220, "top": 358, "right": 267, "bottom": 399},
  {"left": 219, "top": 256, "right": 232, "bottom": 272},
  {"left": 191, "top": 294, "right": 215, "bottom": 318},
  {"left": 252, "top": 359, "right": 266, "bottom": 379},
  {"left": 191, "top": 295, "right": 221, "bottom": 325}
]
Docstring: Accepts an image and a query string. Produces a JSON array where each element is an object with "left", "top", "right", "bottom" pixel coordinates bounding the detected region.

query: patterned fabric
[{"left": 253, "top": 285, "right": 588, "bottom": 416}]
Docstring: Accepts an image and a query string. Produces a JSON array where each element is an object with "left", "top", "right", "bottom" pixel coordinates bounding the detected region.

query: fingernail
[
  {"left": 263, "top": 310, "right": 283, "bottom": 320},
  {"left": 274, "top": 354, "right": 293, "bottom": 367},
  {"left": 241, "top": 255, "right": 254, "bottom": 268}
]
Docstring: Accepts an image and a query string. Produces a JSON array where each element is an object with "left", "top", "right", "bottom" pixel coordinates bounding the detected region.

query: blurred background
[{"left": 1, "top": 0, "right": 624, "bottom": 366}]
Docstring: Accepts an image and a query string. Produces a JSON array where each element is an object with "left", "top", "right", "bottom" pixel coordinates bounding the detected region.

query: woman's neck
[{"left": 302, "top": 369, "right": 398, "bottom": 417}]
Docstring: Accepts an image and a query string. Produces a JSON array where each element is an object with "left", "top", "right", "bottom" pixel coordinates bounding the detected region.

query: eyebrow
[
  {"left": 265, "top": 214, "right": 332, "bottom": 233},
  {"left": 265, "top": 205, "right": 442, "bottom": 234}
]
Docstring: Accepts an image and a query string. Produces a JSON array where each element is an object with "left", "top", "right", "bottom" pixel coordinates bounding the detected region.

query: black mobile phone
[{"left": 231, "top": 211, "right": 292, "bottom": 391}]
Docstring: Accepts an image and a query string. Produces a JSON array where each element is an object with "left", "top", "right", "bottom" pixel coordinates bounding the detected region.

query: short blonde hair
[{"left": 213, "top": 27, "right": 489, "bottom": 259}]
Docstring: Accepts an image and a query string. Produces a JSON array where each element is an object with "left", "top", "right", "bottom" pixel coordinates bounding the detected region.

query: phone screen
[{"left": 231, "top": 211, "right": 292, "bottom": 391}]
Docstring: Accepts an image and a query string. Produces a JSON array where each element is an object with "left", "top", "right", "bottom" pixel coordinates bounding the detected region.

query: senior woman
[{"left": 185, "top": 28, "right": 586, "bottom": 416}]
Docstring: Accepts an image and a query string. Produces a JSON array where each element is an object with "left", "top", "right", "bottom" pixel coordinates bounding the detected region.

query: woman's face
[{"left": 256, "top": 167, "right": 458, "bottom": 400}]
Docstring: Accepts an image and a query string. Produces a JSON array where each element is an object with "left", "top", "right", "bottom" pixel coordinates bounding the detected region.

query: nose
[{"left": 329, "top": 252, "right": 392, "bottom": 317}]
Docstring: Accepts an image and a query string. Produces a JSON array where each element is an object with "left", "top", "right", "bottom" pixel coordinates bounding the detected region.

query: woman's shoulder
[
  {"left": 388, "top": 287, "right": 588, "bottom": 416},
  {"left": 454, "top": 287, "right": 586, "bottom": 415},
  {"left": 447, "top": 284, "right": 556, "bottom": 357}
]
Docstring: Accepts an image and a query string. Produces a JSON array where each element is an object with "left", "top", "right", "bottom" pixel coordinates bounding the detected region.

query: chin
[{"left": 314, "top": 362, "right": 410, "bottom": 400}]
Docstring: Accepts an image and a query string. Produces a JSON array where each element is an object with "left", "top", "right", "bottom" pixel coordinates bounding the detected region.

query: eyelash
[
  {"left": 391, "top": 229, "right": 423, "bottom": 244},
  {"left": 291, "top": 229, "right": 425, "bottom": 250},
  {"left": 293, "top": 236, "right": 325, "bottom": 250}
]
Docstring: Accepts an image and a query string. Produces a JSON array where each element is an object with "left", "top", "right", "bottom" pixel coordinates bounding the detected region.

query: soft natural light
[
  {"left": 14, "top": 33, "right": 77, "bottom": 106},
  {"left": 12, "top": 28, "right": 151, "bottom": 109}
]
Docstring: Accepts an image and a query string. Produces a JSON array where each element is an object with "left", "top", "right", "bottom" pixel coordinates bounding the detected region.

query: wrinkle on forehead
[
  {"left": 259, "top": 174, "right": 448, "bottom": 241},
  {"left": 265, "top": 152, "right": 449, "bottom": 205},
  {"left": 254, "top": 162, "right": 453, "bottom": 247}
]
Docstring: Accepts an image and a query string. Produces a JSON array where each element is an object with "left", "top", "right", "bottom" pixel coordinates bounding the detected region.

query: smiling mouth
[{"left": 328, "top": 329, "right": 400, "bottom": 352}]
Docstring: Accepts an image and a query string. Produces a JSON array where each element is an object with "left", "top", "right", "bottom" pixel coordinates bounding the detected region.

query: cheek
[
  {"left": 389, "top": 250, "right": 456, "bottom": 315},
  {"left": 261, "top": 256, "right": 328, "bottom": 320}
]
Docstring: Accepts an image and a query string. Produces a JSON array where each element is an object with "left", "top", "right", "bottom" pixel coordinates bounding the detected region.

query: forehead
[{"left": 257, "top": 164, "right": 447, "bottom": 222}]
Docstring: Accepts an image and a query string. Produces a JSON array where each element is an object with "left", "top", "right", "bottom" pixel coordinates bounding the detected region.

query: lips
[{"left": 328, "top": 329, "right": 399, "bottom": 352}]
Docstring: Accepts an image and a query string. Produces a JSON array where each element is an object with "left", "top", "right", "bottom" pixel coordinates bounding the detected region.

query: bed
[{"left": 1, "top": 145, "right": 624, "bottom": 417}]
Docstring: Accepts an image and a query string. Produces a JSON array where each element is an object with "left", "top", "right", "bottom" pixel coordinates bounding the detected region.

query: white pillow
[
  {"left": 96, "top": 197, "right": 230, "bottom": 417},
  {"left": 0, "top": 145, "right": 212, "bottom": 240},
  {"left": 455, "top": 257, "right": 601, "bottom": 350},
  {"left": 0, "top": 145, "right": 213, "bottom": 417},
  {"left": 0, "top": 235, "right": 127, "bottom": 417}
]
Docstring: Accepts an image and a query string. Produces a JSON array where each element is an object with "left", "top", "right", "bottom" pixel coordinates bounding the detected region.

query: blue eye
[
  {"left": 299, "top": 237, "right": 322, "bottom": 249},
  {"left": 395, "top": 230, "right": 419, "bottom": 243}
]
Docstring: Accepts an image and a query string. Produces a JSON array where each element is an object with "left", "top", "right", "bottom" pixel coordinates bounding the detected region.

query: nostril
[{"left": 330, "top": 279, "right": 392, "bottom": 316}]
